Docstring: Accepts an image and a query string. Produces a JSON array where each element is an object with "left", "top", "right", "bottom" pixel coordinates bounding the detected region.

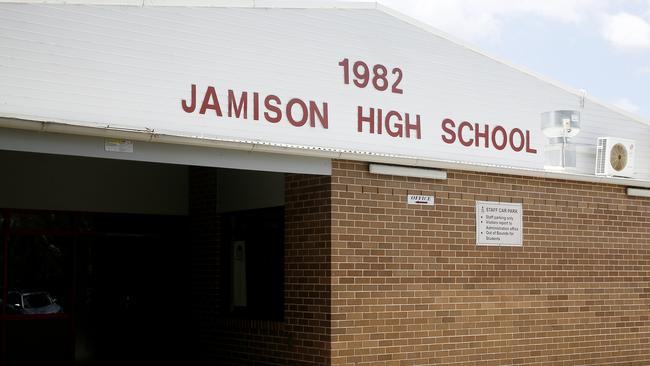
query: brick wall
[
  {"left": 191, "top": 160, "right": 650, "bottom": 365},
  {"left": 190, "top": 168, "right": 332, "bottom": 365},
  {"left": 330, "top": 160, "right": 650, "bottom": 366},
  {"left": 189, "top": 166, "right": 222, "bottom": 359},
  {"left": 285, "top": 173, "right": 333, "bottom": 365}
]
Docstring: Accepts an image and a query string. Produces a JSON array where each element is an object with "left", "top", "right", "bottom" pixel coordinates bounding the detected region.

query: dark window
[{"left": 222, "top": 206, "right": 284, "bottom": 320}]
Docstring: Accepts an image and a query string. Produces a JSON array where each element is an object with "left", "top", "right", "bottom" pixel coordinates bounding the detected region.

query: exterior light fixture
[
  {"left": 627, "top": 187, "right": 650, "bottom": 198},
  {"left": 369, "top": 164, "right": 447, "bottom": 180},
  {"left": 541, "top": 110, "right": 581, "bottom": 169}
]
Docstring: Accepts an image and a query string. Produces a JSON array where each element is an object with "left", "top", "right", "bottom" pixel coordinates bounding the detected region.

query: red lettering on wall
[
  {"left": 199, "top": 86, "right": 222, "bottom": 116},
  {"left": 358, "top": 106, "right": 375, "bottom": 134},
  {"left": 475, "top": 124, "right": 489, "bottom": 148},
  {"left": 405, "top": 114, "right": 421, "bottom": 139},
  {"left": 287, "top": 98, "right": 308, "bottom": 127},
  {"left": 441, "top": 118, "right": 537, "bottom": 154},
  {"left": 441, "top": 119, "right": 456, "bottom": 143},
  {"left": 357, "top": 106, "right": 421, "bottom": 140},
  {"left": 458, "top": 121, "right": 473, "bottom": 147},
  {"left": 509, "top": 128, "right": 525, "bottom": 152},
  {"left": 264, "top": 95, "right": 282, "bottom": 123},
  {"left": 385, "top": 111, "right": 402, "bottom": 138},
  {"left": 309, "top": 101, "right": 329, "bottom": 129},
  {"left": 183, "top": 85, "right": 329, "bottom": 129},
  {"left": 525, "top": 130, "right": 537, "bottom": 154},
  {"left": 228, "top": 90, "right": 247, "bottom": 119},
  {"left": 182, "top": 84, "right": 197, "bottom": 113},
  {"left": 253, "top": 92, "right": 260, "bottom": 121},
  {"left": 491, "top": 126, "right": 507, "bottom": 150}
]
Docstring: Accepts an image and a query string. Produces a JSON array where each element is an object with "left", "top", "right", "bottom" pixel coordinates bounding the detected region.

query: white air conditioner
[{"left": 595, "top": 137, "right": 636, "bottom": 178}]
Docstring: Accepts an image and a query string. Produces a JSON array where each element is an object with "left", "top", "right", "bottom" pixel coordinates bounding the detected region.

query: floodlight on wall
[
  {"left": 627, "top": 187, "right": 650, "bottom": 198},
  {"left": 541, "top": 110, "right": 581, "bottom": 138},
  {"left": 369, "top": 164, "right": 447, "bottom": 180},
  {"left": 541, "top": 110, "right": 581, "bottom": 169}
]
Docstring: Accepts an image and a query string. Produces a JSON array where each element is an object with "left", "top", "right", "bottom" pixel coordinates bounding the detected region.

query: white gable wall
[{"left": 0, "top": 3, "right": 648, "bottom": 181}]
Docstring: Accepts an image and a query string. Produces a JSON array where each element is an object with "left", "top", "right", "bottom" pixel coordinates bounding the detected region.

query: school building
[{"left": 0, "top": 1, "right": 649, "bottom": 365}]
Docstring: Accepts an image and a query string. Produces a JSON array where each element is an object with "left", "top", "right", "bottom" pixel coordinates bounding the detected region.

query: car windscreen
[{"left": 23, "top": 293, "right": 52, "bottom": 308}]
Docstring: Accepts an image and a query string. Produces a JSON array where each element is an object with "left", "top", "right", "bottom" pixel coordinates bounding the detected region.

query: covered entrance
[
  {"left": 1, "top": 209, "right": 187, "bottom": 364},
  {"left": 0, "top": 138, "right": 328, "bottom": 364}
]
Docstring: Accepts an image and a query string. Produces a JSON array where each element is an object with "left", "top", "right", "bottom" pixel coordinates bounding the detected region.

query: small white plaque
[
  {"left": 407, "top": 194, "right": 434, "bottom": 205},
  {"left": 105, "top": 139, "right": 134, "bottom": 153},
  {"left": 476, "top": 201, "right": 523, "bottom": 246}
]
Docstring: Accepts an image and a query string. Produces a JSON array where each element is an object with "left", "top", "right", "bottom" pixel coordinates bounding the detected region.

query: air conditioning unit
[{"left": 595, "top": 137, "right": 636, "bottom": 178}]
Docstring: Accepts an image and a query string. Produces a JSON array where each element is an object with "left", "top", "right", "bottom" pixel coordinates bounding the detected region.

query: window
[{"left": 222, "top": 206, "right": 284, "bottom": 320}]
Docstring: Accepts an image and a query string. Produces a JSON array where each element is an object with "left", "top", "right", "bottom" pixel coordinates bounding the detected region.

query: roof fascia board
[
  {"left": 3, "top": 117, "right": 650, "bottom": 189},
  {"left": 253, "top": 0, "right": 376, "bottom": 9},
  {"left": 0, "top": 0, "right": 377, "bottom": 9},
  {"left": 0, "top": 0, "right": 145, "bottom": 4}
]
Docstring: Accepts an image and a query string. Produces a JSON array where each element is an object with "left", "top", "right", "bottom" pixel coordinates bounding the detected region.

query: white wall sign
[
  {"left": 407, "top": 194, "right": 434, "bottom": 205},
  {"left": 476, "top": 201, "right": 523, "bottom": 246}
]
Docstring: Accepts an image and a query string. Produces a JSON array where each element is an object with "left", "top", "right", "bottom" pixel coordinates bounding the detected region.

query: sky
[{"left": 334, "top": 0, "right": 650, "bottom": 122}]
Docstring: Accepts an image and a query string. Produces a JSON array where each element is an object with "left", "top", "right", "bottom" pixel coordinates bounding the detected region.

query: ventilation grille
[{"left": 595, "top": 138, "right": 607, "bottom": 175}]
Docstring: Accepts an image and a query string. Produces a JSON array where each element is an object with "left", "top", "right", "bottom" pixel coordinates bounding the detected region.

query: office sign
[{"left": 407, "top": 194, "right": 434, "bottom": 205}]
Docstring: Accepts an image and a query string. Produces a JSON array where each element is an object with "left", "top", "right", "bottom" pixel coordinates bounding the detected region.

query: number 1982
[{"left": 338, "top": 58, "right": 404, "bottom": 94}]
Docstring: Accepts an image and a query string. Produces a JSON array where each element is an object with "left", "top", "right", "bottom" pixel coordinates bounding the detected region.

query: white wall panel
[{"left": 0, "top": 3, "right": 648, "bottom": 179}]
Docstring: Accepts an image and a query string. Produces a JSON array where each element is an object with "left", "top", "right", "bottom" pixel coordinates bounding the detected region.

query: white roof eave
[
  {"left": 3, "top": 116, "right": 650, "bottom": 189},
  {"left": 0, "top": 0, "right": 378, "bottom": 9}
]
